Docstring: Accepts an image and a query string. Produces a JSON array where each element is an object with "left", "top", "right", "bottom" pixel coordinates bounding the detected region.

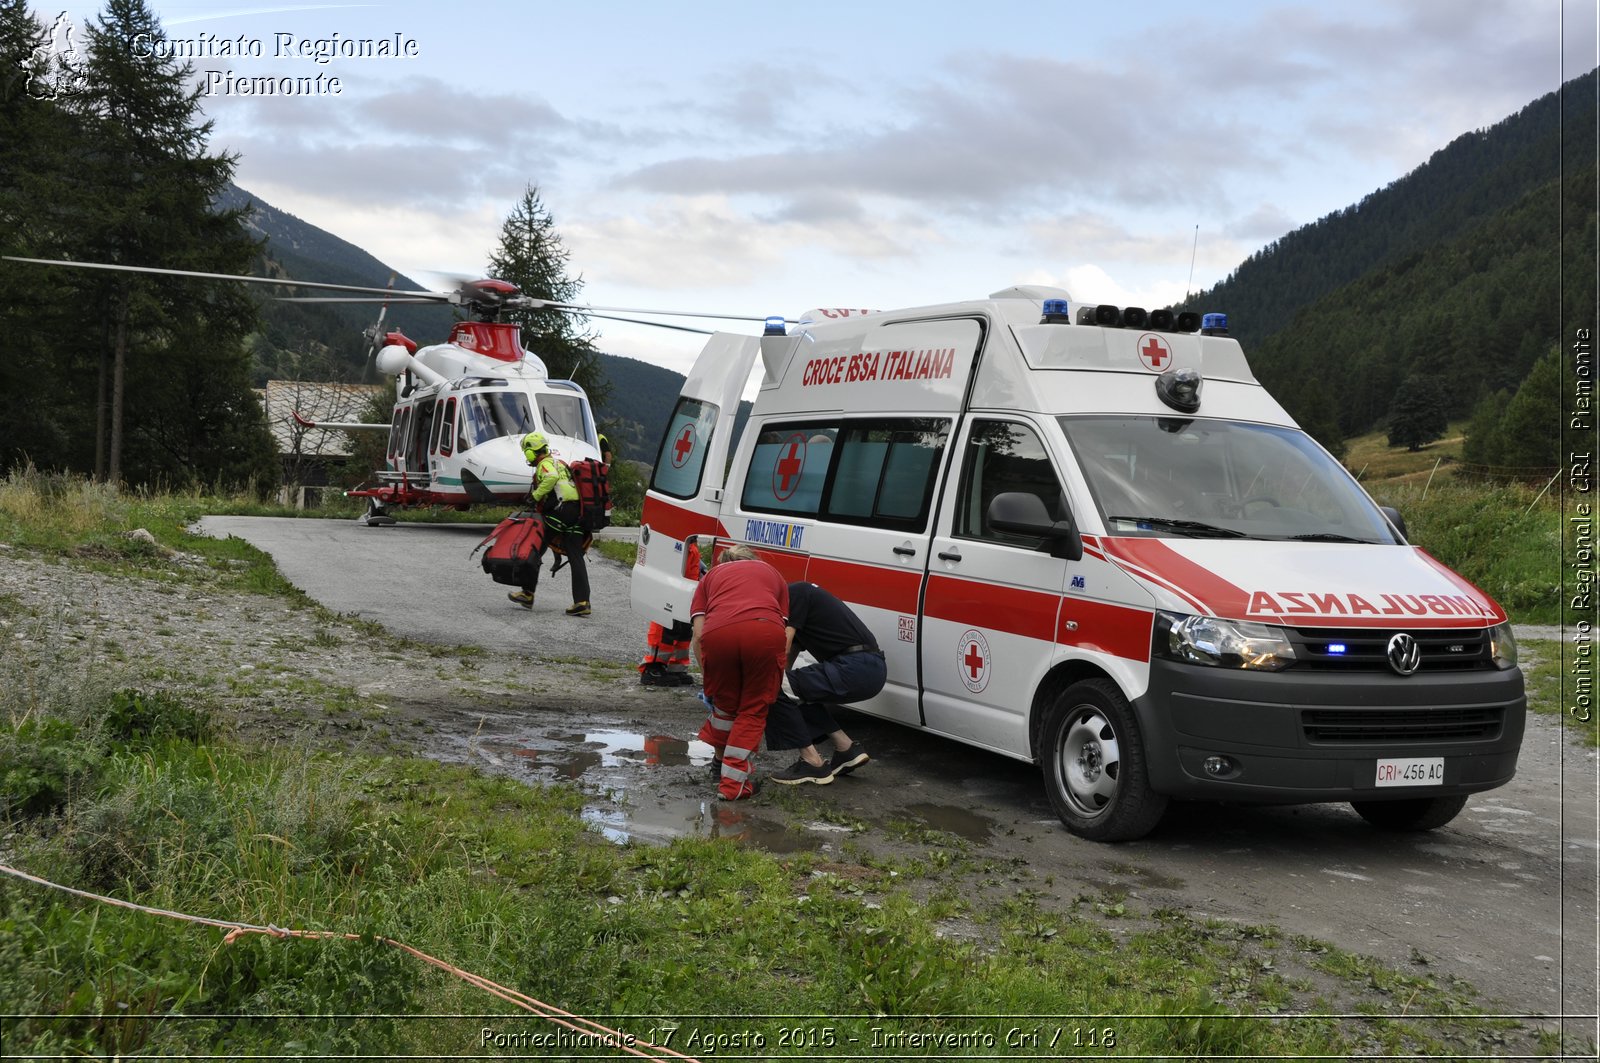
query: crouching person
[
  {"left": 768, "top": 581, "right": 882, "bottom": 785},
  {"left": 691, "top": 544, "right": 789, "bottom": 801}
]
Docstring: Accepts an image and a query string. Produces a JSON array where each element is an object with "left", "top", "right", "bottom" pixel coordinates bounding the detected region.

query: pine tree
[
  {"left": 1386, "top": 374, "right": 1450, "bottom": 451},
  {"left": 0, "top": 1, "right": 78, "bottom": 470},
  {"left": 1493, "top": 347, "right": 1563, "bottom": 470},
  {"left": 486, "top": 185, "right": 612, "bottom": 406},
  {"left": 65, "top": 0, "right": 266, "bottom": 486}
]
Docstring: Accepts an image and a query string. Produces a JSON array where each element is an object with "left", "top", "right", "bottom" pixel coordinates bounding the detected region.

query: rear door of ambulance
[{"left": 631, "top": 333, "right": 761, "bottom": 634}]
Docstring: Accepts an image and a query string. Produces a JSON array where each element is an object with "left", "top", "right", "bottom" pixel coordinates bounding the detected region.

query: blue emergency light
[
  {"left": 1201, "top": 312, "right": 1229, "bottom": 335},
  {"left": 1040, "top": 298, "right": 1072, "bottom": 324},
  {"left": 763, "top": 316, "right": 787, "bottom": 336},
  {"left": 1327, "top": 643, "right": 1348, "bottom": 655}
]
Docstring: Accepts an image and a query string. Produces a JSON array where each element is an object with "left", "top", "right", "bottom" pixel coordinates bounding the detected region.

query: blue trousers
[{"left": 766, "top": 651, "right": 887, "bottom": 751}]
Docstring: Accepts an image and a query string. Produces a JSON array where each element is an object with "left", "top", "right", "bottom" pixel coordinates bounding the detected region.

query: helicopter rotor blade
[
  {"left": 276, "top": 296, "right": 438, "bottom": 304},
  {"left": 3, "top": 256, "right": 449, "bottom": 300},
  {"left": 543, "top": 300, "right": 795, "bottom": 325},
  {"left": 581, "top": 311, "right": 714, "bottom": 335}
]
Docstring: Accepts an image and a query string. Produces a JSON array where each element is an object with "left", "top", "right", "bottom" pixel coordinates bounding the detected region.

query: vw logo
[{"left": 1386, "top": 633, "right": 1422, "bottom": 676}]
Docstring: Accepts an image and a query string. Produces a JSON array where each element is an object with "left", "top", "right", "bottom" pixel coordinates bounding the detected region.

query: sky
[{"left": 30, "top": 0, "right": 1600, "bottom": 376}]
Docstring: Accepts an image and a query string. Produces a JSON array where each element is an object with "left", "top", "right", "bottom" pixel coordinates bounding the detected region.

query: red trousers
[{"left": 696, "top": 619, "right": 786, "bottom": 799}]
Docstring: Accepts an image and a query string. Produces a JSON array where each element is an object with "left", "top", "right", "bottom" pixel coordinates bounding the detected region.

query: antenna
[{"left": 1185, "top": 224, "right": 1199, "bottom": 301}]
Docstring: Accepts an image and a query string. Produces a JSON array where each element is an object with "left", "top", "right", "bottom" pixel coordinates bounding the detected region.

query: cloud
[{"left": 609, "top": 0, "right": 1564, "bottom": 231}]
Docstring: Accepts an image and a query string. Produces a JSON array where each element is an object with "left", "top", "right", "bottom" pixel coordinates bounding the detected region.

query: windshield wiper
[
  {"left": 1105, "top": 516, "right": 1249, "bottom": 538},
  {"left": 1283, "top": 532, "right": 1377, "bottom": 544}
]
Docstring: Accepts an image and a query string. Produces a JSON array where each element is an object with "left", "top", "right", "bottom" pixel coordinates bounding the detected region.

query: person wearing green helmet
[{"left": 508, "top": 431, "right": 591, "bottom": 616}]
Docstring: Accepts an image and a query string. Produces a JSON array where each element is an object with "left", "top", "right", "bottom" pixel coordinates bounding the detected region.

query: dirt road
[{"left": 196, "top": 516, "right": 1598, "bottom": 1031}]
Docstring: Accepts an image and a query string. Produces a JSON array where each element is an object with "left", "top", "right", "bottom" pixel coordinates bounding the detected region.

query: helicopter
[{"left": 4, "top": 256, "right": 776, "bottom": 526}]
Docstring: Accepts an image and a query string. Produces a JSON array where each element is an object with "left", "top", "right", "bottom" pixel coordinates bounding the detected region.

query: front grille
[
  {"left": 1302, "top": 706, "right": 1504, "bottom": 744},
  {"left": 1287, "top": 626, "right": 1492, "bottom": 672}
]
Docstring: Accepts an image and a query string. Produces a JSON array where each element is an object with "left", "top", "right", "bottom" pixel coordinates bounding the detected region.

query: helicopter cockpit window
[
  {"left": 458, "top": 392, "right": 535, "bottom": 452},
  {"left": 536, "top": 393, "right": 589, "bottom": 445}
]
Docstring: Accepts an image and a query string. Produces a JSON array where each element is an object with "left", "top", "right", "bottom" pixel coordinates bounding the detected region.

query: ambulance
[{"left": 630, "top": 287, "right": 1526, "bottom": 842}]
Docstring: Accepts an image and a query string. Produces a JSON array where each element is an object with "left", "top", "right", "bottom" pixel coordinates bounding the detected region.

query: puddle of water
[
  {"left": 900, "top": 801, "right": 997, "bottom": 842},
  {"left": 433, "top": 714, "right": 819, "bottom": 852},
  {"left": 584, "top": 793, "right": 819, "bottom": 852}
]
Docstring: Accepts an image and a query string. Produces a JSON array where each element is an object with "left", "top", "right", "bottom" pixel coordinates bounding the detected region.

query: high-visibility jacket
[{"left": 531, "top": 454, "right": 578, "bottom": 506}]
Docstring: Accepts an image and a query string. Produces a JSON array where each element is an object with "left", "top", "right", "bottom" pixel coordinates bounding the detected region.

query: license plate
[{"left": 1374, "top": 757, "right": 1444, "bottom": 787}]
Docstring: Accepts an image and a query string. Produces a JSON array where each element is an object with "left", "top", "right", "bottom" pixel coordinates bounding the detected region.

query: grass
[
  {"left": 1342, "top": 420, "right": 1471, "bottom": 483},
  {"left": 1519, "top": 639, "right": 1599, "bottom": 747},
  {"left": 0, "top": 698, "right": 1541, "bottom": 1058},
  {"left": 1334, "top": 426, "right": 1565, "bottom": 625},
  {"left": 0, "top": 468, "right": 1589, "bottom": 1058}
]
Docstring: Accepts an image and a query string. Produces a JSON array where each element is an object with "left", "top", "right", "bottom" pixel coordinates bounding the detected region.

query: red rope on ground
[{"left": 0, "top": 861, "right": 700, "bottom": 1062}]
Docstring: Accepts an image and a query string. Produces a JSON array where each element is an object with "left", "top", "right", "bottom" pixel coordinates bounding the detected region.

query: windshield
[
  {"left": 458, "top": 391, "right": 534, "bottom": 451},
  {"left": 1059, "top": 416, "right": 1398, "bottom": 543},
  {"left": 536, "top": 392, "right": 590, "bottom": 443}
]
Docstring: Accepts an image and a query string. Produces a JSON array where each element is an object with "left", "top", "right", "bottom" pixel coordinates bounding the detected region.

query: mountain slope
[{"left": 1179, "top": 68, "right": 1596, "bottom": 349}]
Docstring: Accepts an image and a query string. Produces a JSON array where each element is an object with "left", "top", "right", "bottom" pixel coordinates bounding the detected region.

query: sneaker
[
  {"left": 829, "top": 745, "right": 870, "bottom": 777},
  {"left": 507, "top": 590, "right": 535, "bottom": 609},
  {"left": 565, "top": 601, "right": 591, "bottom": 617},
  {"left": 769, "top": 759, "right": 835, "bottom": 786},
  {"left": 718, "top": 779, "right": 758, "bottom": 801}
]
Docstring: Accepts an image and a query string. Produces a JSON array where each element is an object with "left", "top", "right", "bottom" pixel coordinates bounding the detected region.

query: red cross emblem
[
  {"left": 1138, "top": 334, "right": 1172, "bottom": 372},
  {"left": 772, "top": 434, "right": 806, "bottom": 500},
  {"left": 671, "top": 424, "right": 696, "bottom": 468},
  {"left": 957, "top": 629, "right": 990, "bottom": 693}
]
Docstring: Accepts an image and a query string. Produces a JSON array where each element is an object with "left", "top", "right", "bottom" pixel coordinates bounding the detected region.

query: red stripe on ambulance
[
  {"left": 924, "top": 575, "right": 1057, "bottom": 640},
  {"left": 1058, "top": 598, "right": 1154, "bottom": 663},
  {"left": 1099, "top": 537, "right": 1241, "bottom": 616},
  {"left": 805, "top": 557, "right": 921, "bottom": 613},
  {"left": 1414, "top": 549, "right": 1509, "bottom": 624},
  {"left": 640, "top": 497, "right": 726, "bottom": 543}
]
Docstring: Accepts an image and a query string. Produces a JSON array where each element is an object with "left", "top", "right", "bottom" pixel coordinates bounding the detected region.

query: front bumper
[{"left": 1135, "top": 658, "right": 1526, "bottom": 803}]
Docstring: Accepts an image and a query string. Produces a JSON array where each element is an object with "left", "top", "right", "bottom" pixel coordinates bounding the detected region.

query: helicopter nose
[{"left": 465, "top": 436, "right": 535, "bottom": 495}]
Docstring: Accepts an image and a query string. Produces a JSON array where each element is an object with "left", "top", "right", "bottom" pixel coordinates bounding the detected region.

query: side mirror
[
  {"left": 1379, "top": 505, "right": 1408, "bottom": 542},
  {"left": 988, "top": 492, "right": 1083, "bottom": 561}
]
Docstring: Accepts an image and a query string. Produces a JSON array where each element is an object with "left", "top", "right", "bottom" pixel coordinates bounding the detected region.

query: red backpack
[
  {"left": 567, "top": 458, "right": 611, "bottom": 531},
  {"left": 472, "top": 514, "right": 547, "bottom": 586}
]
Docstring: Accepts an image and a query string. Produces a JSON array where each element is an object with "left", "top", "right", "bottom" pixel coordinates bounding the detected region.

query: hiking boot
[
  {"left": 829, "top": 745, "right": 870, "bottom": 777},
  {"left": 641, "top": 664, "right": 673, "bottom": 686},
  {"left": 708, "top": 757, "right": 723, "bottom": 780},
  {"left": 565, "top": 600, "right": 591, "bottom": 617},
  {"left": 769, "top": 759, "right": 834, "bottom": 786},
  {"left": 667, "top": 671, "right": 696, "bottom": 686},
  {"left": 507, "top": 590, "right": 535, "bottom": 609}
]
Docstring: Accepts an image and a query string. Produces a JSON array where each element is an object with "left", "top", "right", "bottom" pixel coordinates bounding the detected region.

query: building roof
[{"left": 257, "top": 380, "right": 387, "bottom": 457}]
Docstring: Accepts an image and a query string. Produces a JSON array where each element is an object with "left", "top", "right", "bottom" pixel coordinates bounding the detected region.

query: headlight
[
  {"left": 1155, "top": 611, "right": 1297, "bottom": 671},
  {"left": 1490, "top": 622, "right": 1518, "bottom": 670}
]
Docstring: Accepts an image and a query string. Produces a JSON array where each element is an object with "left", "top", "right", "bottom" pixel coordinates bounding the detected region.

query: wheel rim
[{"left": 1058, "top": 708, "right": 1121, "bottom": 819}]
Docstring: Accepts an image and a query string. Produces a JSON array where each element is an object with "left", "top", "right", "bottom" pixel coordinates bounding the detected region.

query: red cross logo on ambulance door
[
  {"left": 1137, "top": 334, "right": 1172, "bottom": 372},
  {"left": 671, "top": 424, "right": 697, "bottom": 468},
  {"left": 957, "top": 629, "right": 991, "bottom": 694},
  {"left": 772, "top": 433, "right": 806, "bottom": 501}
]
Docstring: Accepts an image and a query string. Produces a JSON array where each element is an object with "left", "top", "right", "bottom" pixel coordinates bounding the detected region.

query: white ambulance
[{"left": 631, "top": 287, "right": 1526, "bottom": 842}]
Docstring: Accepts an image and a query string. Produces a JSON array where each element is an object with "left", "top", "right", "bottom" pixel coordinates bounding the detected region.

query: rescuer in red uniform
[{"left": 690, "top": 543, "right": 789, "bottom": 801}]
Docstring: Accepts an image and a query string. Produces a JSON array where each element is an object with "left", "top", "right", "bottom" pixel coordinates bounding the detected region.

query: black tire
[
  {"left": 1351, "top": 794, "right": 1468, "bottom": 831},
  {"left": 1042, "top": 679, "right": 1167, "bottom": 842}
]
